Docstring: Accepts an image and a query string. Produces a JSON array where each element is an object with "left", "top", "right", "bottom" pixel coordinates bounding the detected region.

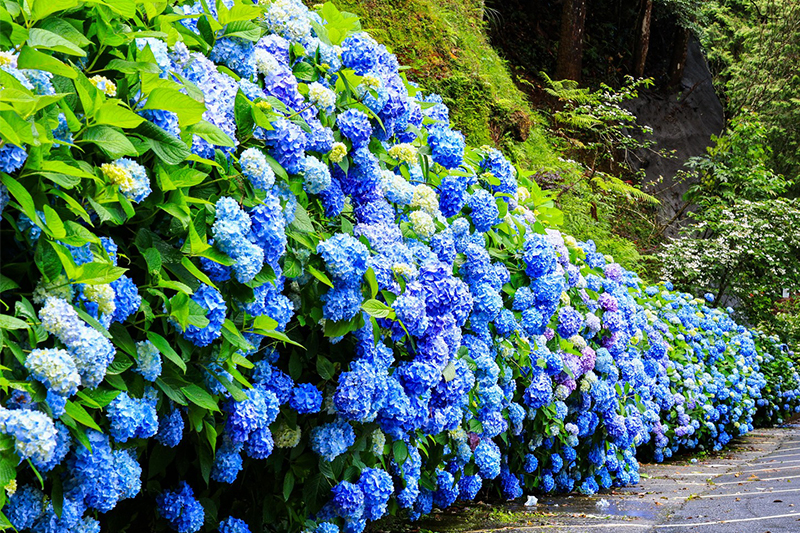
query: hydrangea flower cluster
[{"left": 1, "top": 1, "right": 798, "bottom": 533}]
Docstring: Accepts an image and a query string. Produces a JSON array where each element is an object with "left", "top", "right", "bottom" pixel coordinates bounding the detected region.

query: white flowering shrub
[{"left": 0, "top": 1, "right": 797, "bottom": 533}]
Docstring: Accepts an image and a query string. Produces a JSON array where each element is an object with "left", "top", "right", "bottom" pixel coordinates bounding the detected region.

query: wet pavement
[{"left": 414, "top": 423, "right": 800, "bottom": 532}]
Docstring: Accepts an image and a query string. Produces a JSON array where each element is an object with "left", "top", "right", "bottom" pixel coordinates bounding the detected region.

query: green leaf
[
  {"left": 293, "top": 62, "right": 317, "bottom": 82},
  {"left": 393, "top": 441, "right": 408, "bottom": 465},
  {"left": 77, "top": 388, "right": 120, "bottom": 408},
  {"left": 221, "top": 20, "right": 261, "bottom": 41},
  {"left": 316, "top": 355, "right": 335, "bottom": 381},
  {"left": 0, "top": 116, "right": 22, "bottom": 146},
  {"left": 181, "top": 384, "right": 220, "bottom": 411},
  {"left": 184, "top": 120, "right": 235, "bottom": 147},
  {"left": 106, "top": 353, "right": 133, "bottom": 375},
  {"left": 64, "top": 401, "right": 102, "bottom": 431},
  {"left": 0, "top": 456, "right": 15, "bottom": 488},
  {"left": 289, "top": 203, "right": 315, "bottom": 233},
  {"left": 16, "top": 46, "right": 76, "bottom": 79},
  {"left": 364, "top": 267, "right": 379, "bottom": 299},
  {"left": 142, "top": 88, "right": 206, "bottom": 126},
  {"left": 134, "top": 121, "right": 191, "bottom": 165},
  {"left": 283, "top": 470, "right": 295, "bottom": 501},
  {"left": 82, "top": 125, "right": 138, "bottom": 159},
  {"left": 0, "top": 315, "right": 28, "bottom": 330},
  {"left": 94, "top": 100, "right": 144, "bottom": 128},
  {"left": 0, "top": 175, "right": 38, "bottom": 224},
  {"left": 26, "top": 27, "right": 86, "bottom": 56},
  {"left": 361, "top": 299, "right": 395, "bottom": 319},
  {"left": 43, "top": 205, "right": 66, "bottom": 239},
  {"left": 234, "top": 90, "right": 254, "bottom": 137},
  {"left": 156, "top": 378, "right": 188, "bottom": 406},
  {"left": 170, "top": 167, "right": 208, "bottom": 188},
  {"left": 73, "top": 262, "right": 126, "bottom": 285},
  {"left": 181, "top": 257, "right": 217, "bottom": 290},
  {"left": 30, "top": 0, "right": 80, "bottom": 21},
  {"left": 0, "top": 275, "right": 19, "bottom": 294},
  {"left": 105, "top": 59, "right": 161, "bottom": 74},
  {"left": 324, "top": 314, "right": 363, "bottom": 338},
  {"left": 307, "top": 265, "right": 333, "bottom": 288},
  {"left": 147, "top": 331, "right": 187, "bottom": 373}
]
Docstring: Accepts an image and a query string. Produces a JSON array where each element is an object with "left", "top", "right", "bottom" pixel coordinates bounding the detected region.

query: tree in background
[
  {"left": 661, "top": 114, "right": 800, "bottom": 330},
  {"left": 556, "top": 0, "right": 588, "bottom": 81}
]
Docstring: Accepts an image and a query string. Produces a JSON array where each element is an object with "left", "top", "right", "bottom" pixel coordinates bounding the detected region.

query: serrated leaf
[
  {"left": 184, "top": 120, "right": 235, "bottom": 147},
  {"left": 27, "top": 27, "right": 86, "bottom": 56},
  {"left": 64, "top": 401, "right": 101, "bottom": 431},
  {"left": 134, "top": 121, "right": 191, "bottom": 165},
  {"left": 82, "top": 125, "right": 138, "bottom": 159},
  {"left": 143, "top": 87, "right": 206, "bottom": 126},
  {"left": 73, "top": 262, "right": 126, "bottom": 285},
  {"left": 0, "top": 315, "right": 29, "bottom": 330},
  {"left": 307, "top": 265, "right": 333, "bottom": 288},
  {"left": 147, "top": 332, "right": 186, "bottom": 373},
  {"left": 16, "top": 45, "right": 76, "bottom": 79},
  {"left": 181, "top": 384, "right": 219, "bottom": 411},
  {"left": 361, "top": 299, "right": 394, "bottom": 319},
  {"left": 94, "top": 100, "right": 144, "bottom": 128}
]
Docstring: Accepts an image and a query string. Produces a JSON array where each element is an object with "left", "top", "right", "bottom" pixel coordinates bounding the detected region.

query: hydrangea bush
[{"left": 0, "top": 0, "right": 798, "bottom": 532}]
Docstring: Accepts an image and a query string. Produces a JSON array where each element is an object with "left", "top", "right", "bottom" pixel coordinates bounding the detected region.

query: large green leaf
[
  {"left": 142, "top": 87, "right": 206, "bottom": 126},
  {"left": 134, "top": 121, "right": 191, "bottom": 165},
  {"left": 181, "top": 384, "right": 219, "bottom": 411},
  {"left": 26, "top": 27, "right": 86, "bottom": 56},
  {"left": 81, "top": 125, "right": 139, "bottom": 158},
  {"left": 16, "top": 46, "right": 76, "bottom": 79},
  {"left": 94, "top": 100, "right": 144, "bottom": 129}
]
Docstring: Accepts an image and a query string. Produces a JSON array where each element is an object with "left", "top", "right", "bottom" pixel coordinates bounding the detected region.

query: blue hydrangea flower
[
  {"left": 289, "top": 383, "right": 323, "bottom": 414},
  {"left": 317, "top": 234, "right": 370, "bottom": 284},
  {"left": 240, "top": 147, "right": 276, "bottom": 190},
  {"left": 474, "top": 438, "right": 501, "bottom": 479},
  {"left": 358, "top": 467, "right": 393, "bottom": 521},
  {"left": 310, "top": 419, "right": 355, "bottom": 461},
  {"left": 157, "top": 408, "right": 184, "bottom": 447},
  {"left": 337, "top": 109, "right": 372, "bottom": 147},
  {"left": 177, "top": 284, "right": 226, "bottom": 347},
  {"left": 468, "top": 189, "right": 499, "bottom": 233},
  {"left": 39, "top": 297, "right": 116, "bottom": 388},
  {"left": 219, "top": 516, "right": 252, "bottom": 533},
  {"left": 331, "top": 481, "right": 364, "bottom": 519},
  {"left": 111, "top": 275, "right": 142, "bottom": 324},
  {"left": 4, "top": 485, "right": 45, "bottom": 530},
  {"left": 24, "top": 348, "right": 80, "bottom": 397},
  {"left": 134, "top": 340, "right": 161, "bottom": 381},
  {"left": 304, "top": 155, "right": 332, "bottom": 194},
  {"left": 224, "top": 386, "right": 280, "bottom": 443},
  {"left": 427, "top": 125, "right": 464, "bottom": 169},
  {"left": 156, "top": 482, "right": 205, "bottom": 533},
  {"left": 0, "top": 143, "right": 28, "bottom": 174},
  {"left": 211, "top": 437, "right": 244, "bottom": 483},
  {"left": 107, "top": 392, "right": 158, "bottom": 442}
]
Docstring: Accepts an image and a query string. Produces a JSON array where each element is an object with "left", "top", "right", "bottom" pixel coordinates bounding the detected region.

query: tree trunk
[
  {"left": 633, "top": 0, "right": 653, "bottom": 78},
  {"left": 556, "top": 0, "right": 588, "bottom": 82},
  {"left": 668, "top": 25, "right": 691, "bottom": 88}
]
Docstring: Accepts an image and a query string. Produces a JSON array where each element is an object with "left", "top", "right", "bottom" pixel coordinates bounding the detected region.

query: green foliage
[
  {"left": 684, "top": 113, "right": 791, "bottom": 206},
  {"left": 661, "top": 198, "right": 800, "bottom": 324},
  {"left": 541, "top": 73, "right": 662, "bottom": 206},
  {"left": 697, "top": 0, "right": 800, "bottom": 184}
]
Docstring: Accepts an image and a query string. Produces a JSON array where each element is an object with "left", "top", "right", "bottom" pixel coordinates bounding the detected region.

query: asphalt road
[{"left": 466, "top": 423, "right": 800, "bottom": 532}]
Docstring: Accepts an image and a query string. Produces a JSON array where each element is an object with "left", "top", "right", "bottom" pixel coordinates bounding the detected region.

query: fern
[{"left": 590, "top": 174, "right": 661, "bottom": 205}]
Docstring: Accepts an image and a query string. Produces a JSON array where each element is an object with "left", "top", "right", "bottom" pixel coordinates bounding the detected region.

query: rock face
[{"left": 627, "top": 37, "right": 725, "bottom": 237}]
